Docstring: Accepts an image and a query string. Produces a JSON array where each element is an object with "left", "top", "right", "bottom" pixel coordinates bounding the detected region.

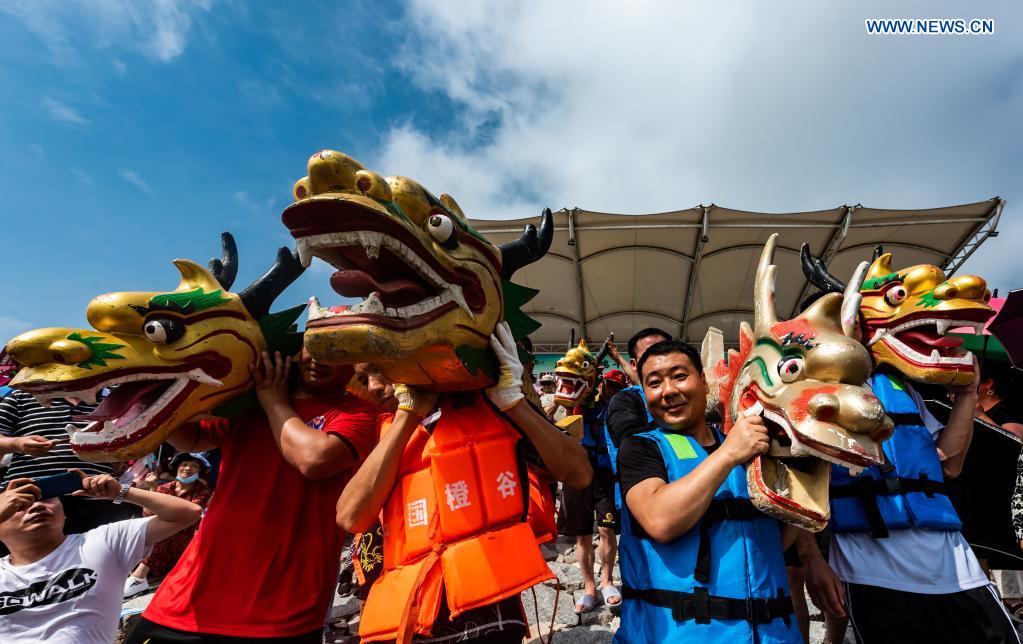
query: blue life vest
[
  {"left": 830, "top": 370, "right": 962, "bottom": 538},
  {"left": 605, "top": 385, "right": 651, "bottom": 510},
  {"left": 615, "top": 428, "right": 798, "bottom": 644},
  {"left": 581, "top": 402, "right": 612, "bottom": 469}
]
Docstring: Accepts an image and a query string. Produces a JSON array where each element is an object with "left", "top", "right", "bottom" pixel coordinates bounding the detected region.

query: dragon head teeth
[{"left": 296, "top": 239, "right": 314, "bottom": 268}]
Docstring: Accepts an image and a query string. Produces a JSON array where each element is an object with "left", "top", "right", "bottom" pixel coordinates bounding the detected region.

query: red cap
[{"left": 602, "top": 369, "right": 630, "bottom": 390}]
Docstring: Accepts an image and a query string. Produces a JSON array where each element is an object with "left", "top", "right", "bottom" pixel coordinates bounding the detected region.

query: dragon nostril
[
  {"left": 48, "top": 339, "right": 91, "bottom": 367},
  {"left": 808, "top": 393, "right": 840, "bottom": 423}
]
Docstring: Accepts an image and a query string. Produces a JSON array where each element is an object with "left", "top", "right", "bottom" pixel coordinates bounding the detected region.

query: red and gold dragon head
[
  {"left": 703, "top": 235, "right": 893, "bottom": 531},
  {"left": 5, "top": 235, "right": 305, "bottom": 461},
  {"left": 801, "top": 246, "right": 993, "bottom": 386},
  {"left": 282, "top": 150, "right": 549, "bottom": 389},
  {"left": 553, "top": 339, "right": 598, "bottom": 408}
]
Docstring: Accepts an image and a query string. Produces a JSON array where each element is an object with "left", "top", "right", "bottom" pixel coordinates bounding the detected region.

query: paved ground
[
  {"left": 116, "top": 535, "right": 852, "bottom": 644},
  {"left": 120, "top": 537, "right": 1023, "bottom": 643}
]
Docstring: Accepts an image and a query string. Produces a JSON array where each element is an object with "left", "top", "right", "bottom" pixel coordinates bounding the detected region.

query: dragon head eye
[
  {"left": 143, "top": 318, "right": 185, "bottom": 345},
  {"left": 427, "top": 213, "right": 457, "bottom": 249},
  {"left": 884, "top": 284, "right": 908, "bottom": 306},
  {"left": 778, "top": 356, "right": 804, "bottom": 383},
  {"left": 582, "top": 360, "right": 590, "bottom": 370}
]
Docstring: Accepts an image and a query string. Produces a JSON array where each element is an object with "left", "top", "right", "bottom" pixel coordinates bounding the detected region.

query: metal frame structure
[{"left": 943, "top": 198, "right": 1004, "bottom": 276}]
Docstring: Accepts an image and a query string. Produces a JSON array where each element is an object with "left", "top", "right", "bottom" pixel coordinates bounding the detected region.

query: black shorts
[
  {"left": 560, "top": 465, "right": 619, "bottom": 536},
  {"left": 125, "top": 617, "right": 322, "bottom": 643},
  {"left": 846, "top": 582, "right": 1019, "bottom": 644}
]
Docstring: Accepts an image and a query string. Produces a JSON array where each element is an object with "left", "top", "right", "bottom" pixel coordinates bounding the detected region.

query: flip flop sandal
[
  {"left": 600, "top": 584, "right": 622, "bottom": 606},
  {"left": 574, "top": 592, "right": 600, "bottom": 614}
]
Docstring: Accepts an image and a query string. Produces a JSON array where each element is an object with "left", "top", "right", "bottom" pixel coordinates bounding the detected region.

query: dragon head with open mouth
[
  {"left": 282, "top": 150, "right": 549, "bottom": 390},
  {"left": 553, "top": 339, "right": 598, "bottom": 408},
  {"left": 4, "top": 235, "right": 304, "bottom": 462},
  {"left": 801, "top": 246, "right": 993, "bottom": 386},
  {"left": 702, "top": 235, "right": 893, "bottom": 531}
]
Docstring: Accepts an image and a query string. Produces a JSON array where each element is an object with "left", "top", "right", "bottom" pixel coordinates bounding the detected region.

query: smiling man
[{"left": 614, "top": 339, "right": 799, "bottom": 643}]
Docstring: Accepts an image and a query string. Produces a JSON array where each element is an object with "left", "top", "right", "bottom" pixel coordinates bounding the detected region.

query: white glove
[
  {"left": 394, "top": 384, "right": 438, "bottom": 419},
  {"left": 487, "top": 322, "right": 525, "bottom": 411}
]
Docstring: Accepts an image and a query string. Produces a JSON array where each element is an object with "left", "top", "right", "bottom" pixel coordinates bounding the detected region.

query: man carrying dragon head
[
  {"left": 796, "top": 245, "right": 1016, "bottom": 643},
  {"left": 5, "top": 235, "right": 385, "bottom": 643},
  {"left": 279, "top": 149, "right": 591, "bottom": 644},
  {"left": 612, "top": 234, "right": 892, "bottom": 643}
]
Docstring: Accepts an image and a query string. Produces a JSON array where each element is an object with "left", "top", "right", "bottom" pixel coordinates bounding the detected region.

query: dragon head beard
[
  {"left": 283, "top": 150, "right": 550, "bottom": 389},
  {"left": 801, "top": 245, "right": 993, "bottom": 386},
  {"left": 553, "top": 340, "right": 598, "bottom": 408},
  {"left": 703, "top": 235, "right": 893, "bottom": 531},
  {"left": 5, "top": 234, "right": 305, "bottom": 462}
]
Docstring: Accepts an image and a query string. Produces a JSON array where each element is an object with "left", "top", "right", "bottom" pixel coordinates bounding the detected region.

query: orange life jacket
[{"left": 359, "top": 392, "right": 555, "bottom": 643}]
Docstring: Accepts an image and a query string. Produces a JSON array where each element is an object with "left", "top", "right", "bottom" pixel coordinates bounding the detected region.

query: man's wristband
[{"left": 112, "top": 483, "right": 131, "bottom": 505}]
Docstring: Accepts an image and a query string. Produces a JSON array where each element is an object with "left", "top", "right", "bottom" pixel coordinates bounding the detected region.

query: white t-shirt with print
[
  {"left": 0, "top": 517, "right": 152, "bottom": 643},
  {"left": 829, "top": 384, "right": 989, "bottom": 594}
]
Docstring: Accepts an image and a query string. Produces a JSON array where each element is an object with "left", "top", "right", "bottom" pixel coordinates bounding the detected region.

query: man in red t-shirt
[{"left": 126, "top": 348, "right": 380, "bottom": 643}]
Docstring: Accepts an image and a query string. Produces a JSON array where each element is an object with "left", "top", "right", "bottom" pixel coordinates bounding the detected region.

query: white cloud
[
  {"left": 379, "top": 0, "right": 1023, "bottom": 291},
  {"left": 119, "top": 168, "right": 153, "bottom": 195},
  {"left": 2, "top": 0, "right": 212, "bottom": 65},
  {"left": 41, "top": 97, "right": 89, "bottom": 125}
]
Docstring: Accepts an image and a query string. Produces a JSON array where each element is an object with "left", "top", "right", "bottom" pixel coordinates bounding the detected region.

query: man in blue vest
[
  {"left": 615, "top": 339, "right": 800, "bottom": 643},
  {"left": 798, "top": 363, "right": 1019, "bottom": 643},
  {"left": 794, "top": 248, "right": 1018, "bottom": 643}
]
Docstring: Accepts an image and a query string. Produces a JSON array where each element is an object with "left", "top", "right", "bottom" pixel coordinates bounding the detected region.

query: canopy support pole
[
  {"left": 681, "top": 206, "right": 710, "bottom": 341},
  {"left": 568, "top": 208, "right": 588, "bottom": 339}
]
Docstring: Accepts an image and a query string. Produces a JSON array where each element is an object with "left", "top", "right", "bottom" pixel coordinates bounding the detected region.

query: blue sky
[{"left": 2, "top": 1, "right": 1022, "bottom": 344}]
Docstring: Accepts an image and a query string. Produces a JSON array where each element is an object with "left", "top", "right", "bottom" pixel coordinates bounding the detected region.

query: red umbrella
[
  {"left": 951, "top": 298, "right": 1008, "bottom": 363},
  {"left": 989, "top": 290, "right": 1023, "bottom": 368}
]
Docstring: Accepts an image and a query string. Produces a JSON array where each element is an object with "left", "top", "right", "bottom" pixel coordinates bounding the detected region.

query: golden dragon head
[
  {"left": 553, "top": 339, "right": 598, "bottom": 408},
  {"left": 4, "top": 235, "right": 305, "bottom": 462},
  {"left": 282, "top": 150, "right": 550, "bottom": 391},
  {"left": 801, "top": 245, "right": 993, "bottom": 386},
  {"left": 703, "top": 235, "right": 893, "bottom": 531}
]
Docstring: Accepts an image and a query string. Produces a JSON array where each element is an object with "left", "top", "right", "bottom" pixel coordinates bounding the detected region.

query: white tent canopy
[{"left": 471, "top": 198, "right": 1003, "bottom": 350}]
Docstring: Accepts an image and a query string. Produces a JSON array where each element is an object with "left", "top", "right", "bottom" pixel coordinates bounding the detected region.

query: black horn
[
  {"left": 208, "top": 232, "right": 239, "bottom": 291},
  {"left": 872, "top": 245, "right": 884, "bottom": 261},
  {"left": 499, "top": 207, "right": 554, "bottom": 279},
  {"left": 239, "top": 246, "right": 305, "bottom": 319},
  {"left": 799, "top": 243, "right": 846, "bottom": 294}
]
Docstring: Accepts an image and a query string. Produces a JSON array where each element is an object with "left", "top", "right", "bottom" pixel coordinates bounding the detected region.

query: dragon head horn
[
  {"left": 872, "top": 245, "right": 884, "bottom": 262},
  {"left": 841, "top": 261, "right": 870, "bottom": 337},
  {"left": 238, "top": 246, "right": 306, "bottom": 319},
  {"left": 754, "top": 234, "right": 781, "bottom": 337},
  {"left": 799, "top": 243, "right": 846, "bottom": 294},
  {"left": 207, "top": 232, "right": 239, "bottom": 291},
  {"left": 499, "top": 208, "right": 554, "bottom": 279}
]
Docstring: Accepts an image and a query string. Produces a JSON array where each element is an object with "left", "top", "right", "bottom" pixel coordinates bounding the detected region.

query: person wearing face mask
[
  {"left": 123, "top": 452, "right": 213, "bottom": 597},
  {"left": 614, "top": 340, "right": 799, "bottom": 643}
]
